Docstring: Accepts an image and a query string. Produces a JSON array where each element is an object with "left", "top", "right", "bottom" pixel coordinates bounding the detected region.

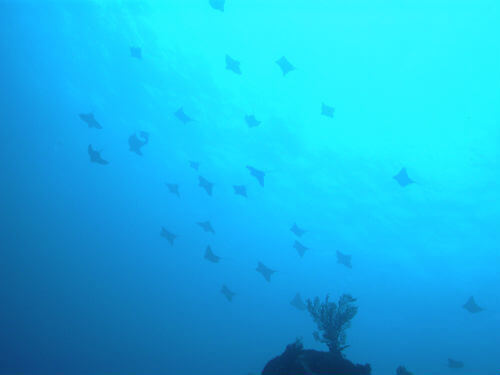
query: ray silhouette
[
  {"left": 245, "top": 114, "right": 261, "bottom": 128},
  {"left": 226, "top": 54, "right": 241, "bottom": 74},
  {"left": 462, "top": 296, "right": 483, "bottom": 313},
  {"left": 204, "top": 246, "right": 221, "bottom": 263},
  {"left": 290, "top": 293, "right": 307, "bottom": 311},
  {"left": 166, "top": 183, "right": 180, "bottom": 198},
  {"left": 209, "top": 0, "right": 225, "bottom": 11},
  {"left": 276, "top": 56, "right": 295, "bottom": 76},
  {"left": 321, "top": 103, "right": 335, "bottom": 118},
  {"left": 294, "top": 240, "right": 308, "bottom": 257},
  {"left": 336, "top": 250, "right": 352, "bottom": 268},
  {"left": 290, "top": 223, "right": 306, "bottom": 237},
  {"left": 175, "top": 107, "right": 193, "bottom": 124},
  {"left": 79, "top": 113, "right": 102, "bottom": 129},
  {"left": 128, "top": 131, "right": 149, "bottom": 156},
  {"left": 130, "top": 46, "right": 142, "bottom": 59},
  {"left": 247, "top": 165, "right": 265, "bottom": 187},
  {"left": 87, "top": 145, "right": 108, "bottom": 165},
  {"left": 199, "top": 176, "right": 214, "bottom": 196},
  {"left": 160, "top": 227, "right": 176, "bottom": 246},
  {"left": 221, "top": 284, "right": 235, "bottom": 301},
  {"left": 393, "top": 168, "right": 414, "bottom": 187},
  {"left": 233, "top": 185, "right": 247, "bottom": 197},
  {"left": 198, "top": 221, "right": 215, "bottom": 234},
  {"left": 256, "top": 261, "right": 275, "bottom": 282}
]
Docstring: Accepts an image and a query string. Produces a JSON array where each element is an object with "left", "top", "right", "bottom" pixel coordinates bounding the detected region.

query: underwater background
[{"left": 1, "top": 0, "right": 499, "bottom": 374}]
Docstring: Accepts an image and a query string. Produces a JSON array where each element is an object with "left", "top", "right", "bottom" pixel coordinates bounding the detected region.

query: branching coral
[{"left": 306, "top": 294, "right": 358, "bottom": 353}]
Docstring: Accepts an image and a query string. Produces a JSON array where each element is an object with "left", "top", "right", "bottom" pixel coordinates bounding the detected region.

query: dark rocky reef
[
  {"left": 262, "top": 339, "right": 371, "bottom": 375},
  {"left": 396, "top": 366, "right": 413, "bottom": 375},
  {"left": 261, "top": 294, "right": 371, "bottom": 375}
]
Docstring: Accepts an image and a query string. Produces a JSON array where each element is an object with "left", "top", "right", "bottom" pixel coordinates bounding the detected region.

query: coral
[
  {"left": 261, "top": 293, "right": 370, "bottom": 375},
  {"left": 306, "top": 294, "right": 358, "bottom": 353}
]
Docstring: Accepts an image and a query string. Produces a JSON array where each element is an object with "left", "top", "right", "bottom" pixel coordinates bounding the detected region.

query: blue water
[{"left": 1, "top": 1, "right": 499, "bottom": 374}]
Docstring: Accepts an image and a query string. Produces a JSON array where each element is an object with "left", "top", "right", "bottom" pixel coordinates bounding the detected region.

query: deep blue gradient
[{"left": 1, "top": 1, "right": 499, "bottom": 374}]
